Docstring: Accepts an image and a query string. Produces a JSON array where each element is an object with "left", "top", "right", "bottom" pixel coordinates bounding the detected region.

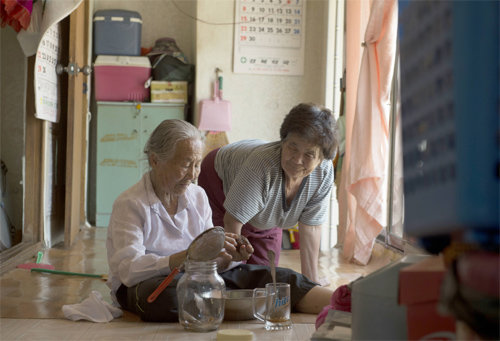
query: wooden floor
[{"left": 0, "top": 227, "right": 402, "bottom": 340}]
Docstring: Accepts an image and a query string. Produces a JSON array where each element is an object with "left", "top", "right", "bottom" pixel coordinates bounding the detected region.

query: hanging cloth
[
  {"left": 0, "top": 0, "right": 33, "bottom": 32},
  {"left": 339, "top": 0, "right": 398, "bottom": 265}
]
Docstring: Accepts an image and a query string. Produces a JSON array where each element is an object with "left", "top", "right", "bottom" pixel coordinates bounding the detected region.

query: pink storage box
[
  {"left": 94, "top": 55, "right": 151, "bottom": 102},
  {"left": 399, "top": 256, "right": 456, "bottom": 340}
]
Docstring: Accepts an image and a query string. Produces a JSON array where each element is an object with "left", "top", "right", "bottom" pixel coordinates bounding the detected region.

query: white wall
[{"left": 196, "top": 0, "right": 330, "bottom": 143}]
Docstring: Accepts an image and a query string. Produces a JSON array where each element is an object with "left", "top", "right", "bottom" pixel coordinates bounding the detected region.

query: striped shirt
[{"left": 214, "top": 139, "right": 333, "bottom": 230}]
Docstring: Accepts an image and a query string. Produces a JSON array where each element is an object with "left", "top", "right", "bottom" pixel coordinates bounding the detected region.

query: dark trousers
[{"left": 116, "top": 264, "right": 317, "bottom": 322}]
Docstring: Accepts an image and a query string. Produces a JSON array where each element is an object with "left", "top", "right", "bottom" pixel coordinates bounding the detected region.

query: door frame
[
  {"left": 64, "top": 0, "right": 89, "bottom": 247},
  {"left": 0, "top": 1, "right": 89, "bottom": 274}
]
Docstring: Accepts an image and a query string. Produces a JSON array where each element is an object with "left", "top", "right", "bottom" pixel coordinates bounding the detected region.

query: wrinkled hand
[
  {"left": 224, "top": 232, "right": 254, "bottom": 261},
  {"left": 215, "top": 250, "right": 233, "bottom": 271}
]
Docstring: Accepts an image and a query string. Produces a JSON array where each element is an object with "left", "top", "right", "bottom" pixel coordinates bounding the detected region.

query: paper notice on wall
[
  {"left": 233, "top": 0, "right": 307, "bottom": 76},
  {"left": 34, "top": 24, "right": 62, "bottom": 123},
  {"left": 31, "top": 0, "right": 83, "bottom": 122}
]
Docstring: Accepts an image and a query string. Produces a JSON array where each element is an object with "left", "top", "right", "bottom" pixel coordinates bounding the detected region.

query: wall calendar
[
  {"left": 35, "top": 24, "right": 62, "bottom": 123},
  {"left": 233, "top": 0, "right": 306, "bottom": 76}
]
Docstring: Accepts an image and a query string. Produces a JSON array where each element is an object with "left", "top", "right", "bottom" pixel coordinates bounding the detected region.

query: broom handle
[
  {"left": 218, "top": 76, "right": 223, "bottom": 99},
  {"left": 31, "top": 268, "right": 103, "bottom": 278},
  {"left": 36, "top": 251, "right": 43, "bottom": 264},
  {"left": 213, "top": 80, "right": 219, "bottom": 100}
]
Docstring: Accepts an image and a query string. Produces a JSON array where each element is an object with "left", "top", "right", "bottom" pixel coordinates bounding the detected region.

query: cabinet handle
[{"left": 134, "top": 103, "right": 142, "bottom": 116}]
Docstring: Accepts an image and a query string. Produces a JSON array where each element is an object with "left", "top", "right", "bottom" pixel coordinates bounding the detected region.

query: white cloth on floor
[{"left": 62, "top": 290, "right": 123, "bottom": 322}]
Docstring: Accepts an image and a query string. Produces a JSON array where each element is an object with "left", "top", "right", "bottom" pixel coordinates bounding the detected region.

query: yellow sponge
[{"left": 216, "top": 329, "right": 254, "bottom": 341}]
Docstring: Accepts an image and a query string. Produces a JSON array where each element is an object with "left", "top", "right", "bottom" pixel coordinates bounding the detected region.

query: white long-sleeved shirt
[{"left": 106, "top": 172, "right": 213, "bottom": 299}]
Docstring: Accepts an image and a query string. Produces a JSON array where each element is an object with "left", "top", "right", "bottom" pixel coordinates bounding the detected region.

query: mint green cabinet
[{"left": 95, "top": 102, "right": 184, "bottom": 227}]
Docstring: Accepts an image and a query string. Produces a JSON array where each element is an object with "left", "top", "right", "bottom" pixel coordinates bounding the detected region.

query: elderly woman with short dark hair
[
  {"left": 106, "top": 119, "right": 335, "bottom": 322},
  {"left": 199, "top": 103, "right": 339, "bottom": 285}
]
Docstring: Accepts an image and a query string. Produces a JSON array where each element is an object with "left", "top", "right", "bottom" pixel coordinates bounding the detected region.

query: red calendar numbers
[
  {"left": 234, "top": 0, "right": 306, "bottom": 75},
  {"left": 237, "top": 0, "right": 304, "bottom": 48}
]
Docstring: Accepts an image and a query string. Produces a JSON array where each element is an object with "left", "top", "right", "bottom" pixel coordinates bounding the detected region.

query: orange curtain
[{"left": 338, "top": 0, "right": 398, "bottom": 265}]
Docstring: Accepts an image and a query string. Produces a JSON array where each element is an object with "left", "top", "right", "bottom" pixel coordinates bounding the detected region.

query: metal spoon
[{"left": 267, "top": 249, "right": 277, "bottom": 292}]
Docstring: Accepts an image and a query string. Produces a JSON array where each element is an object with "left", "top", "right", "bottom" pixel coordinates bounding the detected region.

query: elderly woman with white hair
[{"left": 106, "top": 119, "right": 334, "bottom": 322}]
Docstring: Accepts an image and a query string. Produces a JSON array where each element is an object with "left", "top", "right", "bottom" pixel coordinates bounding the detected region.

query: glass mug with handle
[{"left": 253, "top": 282, "right": 292, "bottom": 331}]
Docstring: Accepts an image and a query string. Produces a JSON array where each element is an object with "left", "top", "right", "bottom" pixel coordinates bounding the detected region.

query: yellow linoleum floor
[{"left": 0, "top": 227, "right": 401, "bottom": 340}]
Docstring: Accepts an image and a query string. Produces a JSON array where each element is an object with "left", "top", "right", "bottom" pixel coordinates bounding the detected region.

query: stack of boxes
[
  {"left": 93, "top": 10, "right": 189, "bottom": 106},
  {"left": 398, "top": 255, "right": 456, "bottom": 340},
  {"left": 93, "top": 9, "right": 151, "bottom": 102},
  {"left": 147, "top": 37, "right": 191, "bottom": 106}
]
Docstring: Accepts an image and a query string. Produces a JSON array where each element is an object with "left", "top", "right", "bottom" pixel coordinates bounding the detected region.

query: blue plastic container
[{"left": 93, "top": 9, "right": 142, "bottom": 56}]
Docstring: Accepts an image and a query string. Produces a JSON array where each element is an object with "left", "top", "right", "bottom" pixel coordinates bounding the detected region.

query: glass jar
[{"left": 176, "top": 260, "right": 226, "bottom": 332}]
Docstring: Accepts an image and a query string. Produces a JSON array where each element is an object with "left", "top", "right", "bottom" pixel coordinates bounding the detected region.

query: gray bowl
[{"left": 223, "top": 289, "right": 266, "bottom": 321}]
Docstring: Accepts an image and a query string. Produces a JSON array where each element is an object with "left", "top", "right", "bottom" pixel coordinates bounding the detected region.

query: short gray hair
[{"left": 144, "top": 119, "right": 203, "bottom": 165}]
